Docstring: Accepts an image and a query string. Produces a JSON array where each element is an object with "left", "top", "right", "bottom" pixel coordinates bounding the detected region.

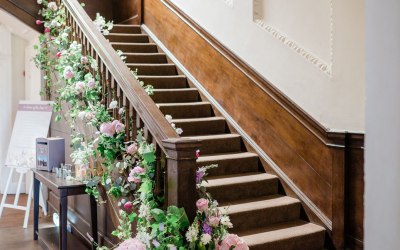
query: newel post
[{"left": 162, "top": 138, "right": 201, "bottom": 221}]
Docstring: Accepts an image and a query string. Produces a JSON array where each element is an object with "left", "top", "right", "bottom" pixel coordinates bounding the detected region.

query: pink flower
[
  {"left": 115, "top": 238, "right": 146, "bottom": 250},
  {"left": 56, "top": 51, "right": 62, "bottom": 58},
  {"left": 44, "top": 27, "right": 50, "bottom": 33},
  {"left": 128, "top": 176, "right": 141, "bottom": 184},
  {"left": 36, "top": 20, "right": 43, "bottom": 25},
  {"left": 63, "top": 66, "right": 74, "bottom": 79},
  {"left": 85, "top": 111, "right": 96, "bottom": 120},
  {"left": 219, "top": 234, "right": 249, "bottom": 250},
  {"left": 126, "top": 143, "right": 138, "bottom": 155},
  {"left": 196, "top": 149, "right": 200, "bottom": 158},
  {"left": 133, "top": 166, "right": 145, "bottom": 174},
  {"left": 100, "top": 122, "right": 115, "bottom": 137},
  {"left": 123, "top": 201, "right": 133, "bottom": 210},
  {"left": 50, "top": 36, "right": 55, "bottom": 40},
  {"left": 75, "top": 81, "right": 85, "bottom": 93},
  {"left": 112, "top": 120, "right": 125, "bottom": 133},
  {"left": 208, "top": 216, "right": 220, "bottom": 227},
  {"left": 81, "top": 56, "right": 88, "bottom": 64},
  {"left": 196, "top": 198, "right": 209, "bottom": 213},
  {"left": 87, "top": 79, "right": 95, "bottom": 89}
]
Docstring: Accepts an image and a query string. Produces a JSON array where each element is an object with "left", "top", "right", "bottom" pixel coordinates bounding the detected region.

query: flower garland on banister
[{"left": 34, "top": 1, "right": 249, "bottom": 249}]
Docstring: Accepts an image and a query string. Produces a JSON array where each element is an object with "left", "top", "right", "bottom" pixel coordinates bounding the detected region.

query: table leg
[
  {"left": 59, "top": 193, "right": 68, "bottom": 250},
  {"left": 33, "top": 176, "right": 40, "bottom": 240},
  {"left": 90, "top": 195, "right": 98, "bottom": 250}
]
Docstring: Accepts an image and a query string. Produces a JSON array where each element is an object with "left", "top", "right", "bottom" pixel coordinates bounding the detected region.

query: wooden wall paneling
[
  {"left": 143, "top": 0, "right": 365, "bottom": 248},
  {"left": 0, "top": 0, "right": 42, "bottom": 32},
  {"left": 112, "top": 0, "right": 142, "bottom": 24},
  {"left": 78, "top": 0, "right": 113, "bottom": 21}
]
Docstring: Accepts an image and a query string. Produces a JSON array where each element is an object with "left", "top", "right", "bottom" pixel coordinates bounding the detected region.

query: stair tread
[
  {"left": 183, "top": 133, "right": 241, "bottom": 140},
  {"left": 113, "top": 24, "right": 141, "bottom": 27},
  {"left": 204, "top": 172, "right": 277, "bottom": 187},
  {"left": 110, "top": 42, "right": 157, "bottom": 46},
  {"left": 220, "top": 194, "right": 300, "bottom": 214},
  {"left": 238, "top": 220, "right": 325, "bottom": 246},
  {"left": 157, "top": 101, "right": 210, "bottom": 107},
  {"left": 107, "top": 33, "right": 147, "bottom": 36},
  {"left": 126, "top": 63, "right": 175, "bottom": 66},
  {"left": 153, "top": 88, "right": 197, "bottom": 92},
  {"left": 139, "top": 75, "right": 186, "bottom": 79},
  {"left": 122, "top": 52, "right": 166, "bottom": 56},
  {"left": 197, "top": 152, "right": 258, "bottom": 162},
  {"left": 171, "top": 117, "right": 225, "bottom": 123}
]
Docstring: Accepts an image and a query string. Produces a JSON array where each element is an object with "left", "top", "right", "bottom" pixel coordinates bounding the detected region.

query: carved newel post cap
[{"left": 162, "top": 138, "right": 201, "bottom": 160}]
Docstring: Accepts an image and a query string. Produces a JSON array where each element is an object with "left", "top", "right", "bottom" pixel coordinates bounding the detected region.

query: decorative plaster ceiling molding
[
  {"left": 221, "top": 0, "right": 233, "bottom": 8},
  {"left": 253, "top": 0, "right": 333, "bottom": 77}
]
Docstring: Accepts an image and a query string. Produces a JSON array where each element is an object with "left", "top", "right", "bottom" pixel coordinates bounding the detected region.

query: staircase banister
[{"left": 62, "top": 0, "right": 179, "bottom": 147}]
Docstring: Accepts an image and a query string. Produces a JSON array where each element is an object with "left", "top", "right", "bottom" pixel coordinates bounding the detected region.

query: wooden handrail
[{"left": 62, "top": 0, "right": 179, "bottom": 150}]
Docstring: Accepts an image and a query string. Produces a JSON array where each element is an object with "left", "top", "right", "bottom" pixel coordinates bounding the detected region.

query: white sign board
[{"left": 5, "top": 101, "right": 53, "bottom": 169}]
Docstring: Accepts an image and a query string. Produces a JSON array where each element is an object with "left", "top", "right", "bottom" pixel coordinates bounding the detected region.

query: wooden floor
[{"left": 0, "top": 194, "right": 51, "bottom": 250}]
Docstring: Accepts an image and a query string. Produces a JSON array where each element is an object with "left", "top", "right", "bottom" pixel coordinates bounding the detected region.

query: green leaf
[{"left": 128, "top": 213, "right": 137, "bottom": 222}]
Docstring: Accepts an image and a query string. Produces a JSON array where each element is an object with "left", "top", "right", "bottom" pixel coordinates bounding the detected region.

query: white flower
[
  {"left": 176, "top": 128, "right": 183, "bottom": 135},
  {"left": 109, "top": 100, "right": 118, "bottom": 109},
  {"left": 103, "top": 30, "right": 109, "bottom": 35},
  {"left": 78, "top": 111, "right": 86, "bottom": 120},
  {"left": 136, "top": 231, "right": 151, "bottom": 247},
  {"left": 168, "top": 245, "right": 177, "bottom": 250},
  {"left": 37, "top": 0, "right": 42, "bottom": 4},
  {"left": 201, "top": 234, "right": 212, "bottom": 245},
  {"left": 165, "top": 114, "right": 173, "bottom": 123},
  {"left": 220, "top": 215, "right": 233, "bottom": 228},
  {"left": 47, "top": 2, "right": 58, "bottom": 11},
  {"left": 118, "top": 108, "right": 125, "bottom": 115},
  {"left": 138, "top": 203, "right": 151, "bottom": 220},
  {"left": 90, "top": 59, "right": 98, "bottom": 70},
  {"left": 185, "top": 224, "right": 199, "bottom": 243}
]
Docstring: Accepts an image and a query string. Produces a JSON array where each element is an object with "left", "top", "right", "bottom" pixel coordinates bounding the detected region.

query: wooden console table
[{"left": 33, "top": 169, "right": 98, "bottom": 250}]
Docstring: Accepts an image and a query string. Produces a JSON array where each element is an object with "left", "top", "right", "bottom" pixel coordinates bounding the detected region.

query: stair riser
[
  {"left": 174, "top": 119, "right": 226, "bottom": 136},
  {"left": 112, "top": 26, "right": 141, "bottom": 33},
  {"left": 124, "top": 54, "right": 167, "bottom": 64},
  {"left": 245, "top": 231, "right": 325, "bottom": 250},
  {"left": 111, "top": 44, "right": 158, "bottom": 53},
  {"left": 158, "top": 104, "right": 212, "bottom": 119},
  {"left": 197, "top": 136, "right": 242, "bottom": 154},
  {"left": 106, "top": 35, "right": 149, "bottom": 43},
  {"left": 129, "top": 65, "right": 177, "bottom": 76},
  {"left": 197, "top": 156, "right": 259, "bottom": 176},
  {"left": 138, "top": 76, "right": 188, "bottom": 89},
  {"left": 228, "top": 203, "right": 301, "bottom": 233},
  {"left": 152, "top": 90, "right": 199, "bottom": 103},
  {"left": 207, "top": 179, "right": 278, "bottom": 203}
]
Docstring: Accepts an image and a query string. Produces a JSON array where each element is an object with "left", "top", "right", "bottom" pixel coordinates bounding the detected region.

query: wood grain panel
[
  {"left": 143, "top": 1, "right": 364, "bottom": 248},
  {"left": 112, "top": 0, "right": 141, "bottom": 24}
]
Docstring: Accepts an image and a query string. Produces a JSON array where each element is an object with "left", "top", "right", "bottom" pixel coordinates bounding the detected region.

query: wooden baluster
[
  {"left": 130, "top": 105, "right": 136, "bottom": 140},
  {"left": 123, "top": 96, "right": 130, "bottom": 141},
  {"left": 154, "top": 144, "right": 163, "bottom": 198}
]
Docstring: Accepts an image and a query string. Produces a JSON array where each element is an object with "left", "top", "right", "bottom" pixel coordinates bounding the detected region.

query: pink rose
[
  {"left": 100, "top": 122, "right": 115, "bottom": 137},
  {"left": 219, "top": 234, "right": 249, "bottom": 250},
  {"left": 123, "top": 201, "right": 133, "bottom": 210},
  {"left": 56, "top": 51, "right": 62, "bottom": 58},
  {"left": 112, "top": 120, "right": 125, "bottom": 133},
  {"left": 196, "top": 198, "right": 209, "bottom": 213},
  {"left": 116, "top": 238, "right": 146, "bottom": 250},
  {"left": 133, "top": 166, "right": 145, "bottom": 174},
  {"left": 75, "top": 81, "right": 85, "bottom": 93},
  {"left": 44, "top": 27, "right": 50, "bottom": 33},
  {"left": 36, "top": 20, "right": 43, "bottom": 25},
  {"left": 128, "top": 176, "right": 141, "bottom": 184},
  {"left": 87, "top": 79, "right": 95, "bottom": 89},
  {"left": 196, "top": 149, "right": 200, "bottom": 158},
  {"left": 81, "top": 56, "right": 88, "bottom": 64},
  {"left": 126, "top": 143, "right": 138, "bottom": 155},
  {"left": 208, "top": 216, "right": 220, "bottom": 227},
  {"left": 63, "top": 66, "right": 74, "bottom": 79}
]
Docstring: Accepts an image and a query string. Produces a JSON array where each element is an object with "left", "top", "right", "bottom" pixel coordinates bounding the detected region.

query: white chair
[{"left": 0, "top": 165, "right": 47, "bottom": 228}]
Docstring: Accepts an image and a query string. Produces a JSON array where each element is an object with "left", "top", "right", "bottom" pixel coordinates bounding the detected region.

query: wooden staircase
[{"left": 108, "top": 24, "right": 326, "bottom": 250}]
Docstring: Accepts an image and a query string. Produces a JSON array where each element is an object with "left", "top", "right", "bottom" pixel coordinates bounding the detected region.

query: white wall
[
  {"left": 364, "top": 1, "right": 400, "bottom": 249},
  {"left": 0, "top": 10, "right": 41, "bottom": 193},
  {"left": 169, "top": 0, "right": 365, "bottom": 132}
]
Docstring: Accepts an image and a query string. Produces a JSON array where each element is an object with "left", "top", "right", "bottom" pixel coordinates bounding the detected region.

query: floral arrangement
[{"left": 34, "top": 1, "right": 248, "bottom": 249}]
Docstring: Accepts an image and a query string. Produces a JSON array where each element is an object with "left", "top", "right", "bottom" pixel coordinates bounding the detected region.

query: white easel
[
  {"left": 0, "top": 165, "right": 47, "bottom": 228},
  {"left": 0, "top": 101, "right": 53, "bottom": 228}
]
